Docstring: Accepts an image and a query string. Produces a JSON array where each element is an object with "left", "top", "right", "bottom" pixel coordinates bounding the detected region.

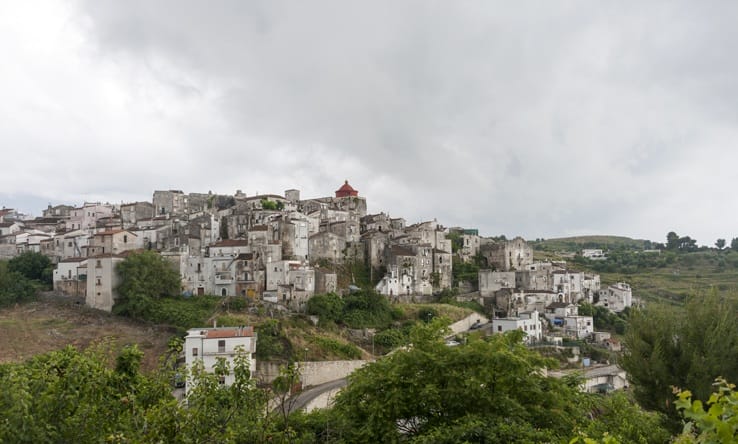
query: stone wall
[{"left": 256, "top": 359, "right": 369, "bottom": 387}]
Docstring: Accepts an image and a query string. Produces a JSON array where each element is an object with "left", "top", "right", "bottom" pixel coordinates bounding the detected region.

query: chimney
[{"left": 213, "top": 319, "right": 217, "bottom": 328}]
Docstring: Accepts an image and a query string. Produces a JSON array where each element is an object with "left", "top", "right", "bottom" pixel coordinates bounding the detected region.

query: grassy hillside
[
  {"left": 528, "top": 235, "right": 738, "bottom": 306},
  {"left": 2, "top": 293, "right": 475, "bottom": 366},
  {"left": 532, "top": 235, "right": 650, "bottom": 253},
  {"left": 573, "top": 250, "right": 738, "bottom": 306},
  {"left": 0, "top": 297, "right": 173, "bottom": 371}
]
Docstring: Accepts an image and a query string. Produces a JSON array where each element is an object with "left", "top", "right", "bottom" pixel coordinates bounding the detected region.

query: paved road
[{"left": 288, "top": 378, "right": 348, "bottom": 413}]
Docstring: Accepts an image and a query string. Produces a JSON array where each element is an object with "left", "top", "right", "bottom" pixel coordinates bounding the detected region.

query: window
[
  {"left": 218, "top": 340, "right": 226, "bottom": 353},
  {"left": 497, "top": 326, "right": 502, "bottom": 332},
  {"left": 219, "top": 375, "right": 226, "bottom": 385},
  {"left": 192, "top": 347, "right": 198, "bottom": 357},
  {"left": 123, "top": 235, "right": 128, "bottom": 243}
]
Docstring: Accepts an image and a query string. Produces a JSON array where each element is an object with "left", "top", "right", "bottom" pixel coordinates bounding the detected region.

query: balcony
[{"left": 214, "top": 273, "right": 234, "bottom": 284}]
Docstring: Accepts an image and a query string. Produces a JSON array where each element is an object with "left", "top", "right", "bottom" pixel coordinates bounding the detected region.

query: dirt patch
[{"left": 0, "top": 296, "right": 175, "bottom": 372}]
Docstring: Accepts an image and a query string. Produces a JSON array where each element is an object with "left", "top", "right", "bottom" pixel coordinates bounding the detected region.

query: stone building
[
  {"left": 120, "top": 202, "right": 155, "bottom": 228},
  {"left": 153, "top": 190, "right": 187, "bottom": 216},
  {"left": 480, "top": 236, "right": 533, "bottom": 271},
  {"left": 86, "top": 254, "right": 125, "bottom": 312}
]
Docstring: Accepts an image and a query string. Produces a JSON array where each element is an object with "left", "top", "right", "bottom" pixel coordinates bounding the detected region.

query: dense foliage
[
  {"left": 303, "top": 321, "right": 668, "bottom": 443},
  {"left": 7, "top": 251, "right": 53, "bottom": 286},
  {"left": 621, "top": 291, "right": 738, "bottom": 430},
  {"left": 113, "top": 250, "right": 182, "bottom": 320},
  {"left": 306, "top": 293, "right": 344, "bottom": 325},
  {"left": 7, "top": 319, "right": 734, "bottom": 443},
  {"left": 305, "top": 290, "right": 401, "bottom": 329},
  {"left": 0, "top": 342, "right": 294, "bottom": 443},
  {"left": 674, "top": 378, "right": 738, "bottom": 443},
  {"left": 0, "top": 261, "right": 37, "bottom": 307}
]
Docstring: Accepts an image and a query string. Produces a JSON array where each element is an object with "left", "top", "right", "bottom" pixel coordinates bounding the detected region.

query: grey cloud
[{"left": 3, "top": 1, "right": 737, "bottom": 243}]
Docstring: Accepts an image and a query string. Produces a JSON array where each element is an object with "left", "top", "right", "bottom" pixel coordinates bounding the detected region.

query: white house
[
  {"left": 582, "top": 365, "right": 628, "bottom": 393},
  {"left": 491, "top": 311, "right": 542, "bottom": 342},
  {"left": 597, "top": 282, "right": 632, "bottom": 313},
  {"left": 184, "top": 326, "right": 257, "bottom": 394},
  {"left": 563, "top": 315, "right": 594, "bottom": 339},
  {"left": 581, "top": 249, "right": 607, "bottom": 260},
  {"left": 53, "top": 257, "right": 88, "bottom": 298}
]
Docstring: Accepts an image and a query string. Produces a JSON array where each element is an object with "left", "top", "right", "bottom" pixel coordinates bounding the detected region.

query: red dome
[{"left": 335, "top": 180, "right": 359, "bottom": 198}]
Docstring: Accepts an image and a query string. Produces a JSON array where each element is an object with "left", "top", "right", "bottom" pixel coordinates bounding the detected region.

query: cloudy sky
[{"left": 2, "top": 1, "right": 737, "bottom": 244}]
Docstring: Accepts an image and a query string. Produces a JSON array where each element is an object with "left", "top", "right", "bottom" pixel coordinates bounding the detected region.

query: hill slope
[
  {"left": 532, "top": 235, "right": 649, "bottom": 252},
  {"left": 0, "top": 296, "right": 174, "bottom": 371}
]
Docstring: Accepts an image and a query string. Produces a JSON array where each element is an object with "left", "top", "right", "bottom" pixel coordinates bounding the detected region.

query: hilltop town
[
  {"left": 0, "top": 181, "right": 631, "bottom": 345},
  {"left": 5, "top": 182, "right": 737, "bottom": 444}
]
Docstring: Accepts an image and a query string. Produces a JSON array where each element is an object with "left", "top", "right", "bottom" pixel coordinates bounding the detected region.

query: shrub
[{"left": 374, "top": 329, "right": 407, "bottom": 348}]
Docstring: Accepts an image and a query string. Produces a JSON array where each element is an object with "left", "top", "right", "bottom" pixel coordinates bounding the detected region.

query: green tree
[
  {"left": 7, "top": 251, "right": 52, "bottom": 285},
  {"left": 667, "top": 231, "right": 680, "bottom": 250},
  {"left": 674, "top": 378, "right": 738, "bottom": 444},
  {"left": 0, "top": 342, "right": 277, "bottom": 443},
  {"left": 715, "top": 238, "right": 726, "bottom": 250},
  {"left": 306, "top": 293, "right": 344, "bottom": 325},
  {"left": 621, "top": 291, "right": 738, "bottom": 429},
  {"left": 0, "top": 262, "right": 37, "bottom": 307},
  {"left": 326, "top": 322, "right": 592, "bottom": 442},
  {"left": 580, "top": 391, "right": 670, "bottom": 444},
  {"left": 731, "top": 237, "right": 738, "bottom": 252},
  {"left": 113, "top": 250, "right": 181, "bottom": 319}
]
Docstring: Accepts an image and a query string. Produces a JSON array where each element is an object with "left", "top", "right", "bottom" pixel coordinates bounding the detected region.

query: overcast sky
[{"left": 2, "top": 1, "right": 737, "bottom": 245}]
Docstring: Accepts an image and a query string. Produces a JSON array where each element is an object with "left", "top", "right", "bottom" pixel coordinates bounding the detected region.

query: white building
[
  {"left": 551, "top": 270, "right": 585, "bottom": 303},
  {"left": 581, "top": 249, "right": 607, "bottom": 260},
  {"left": 53, "top": 257, "right": 88, "bottom": 298},
  {"left": 85, "top": 255, "right": 125, "bottom": 312},
  {"left": 65, "top": 202, "right": 115, "bottom": 231},
  {"left": 491, "top": 311, "right": 542, "bottom": 342},
  {"left": 563, "top": 315, "right": 594, "bottom": 339},
  {"left": 582, "top": 365, "right": 628, "bottom": 393},
  {"left": 374, "top": 264, "right": 414, "bottom": 298},
  {"left": 597, "top": 282, "right": 632, "bottom": 313},
  {"left": 184, "top": 326, "right": 257, "bottom": 394}
]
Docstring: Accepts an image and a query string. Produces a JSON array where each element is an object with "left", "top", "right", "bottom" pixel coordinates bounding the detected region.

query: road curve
[{"left": 288, "top": 378, "right": 348, "bottom": 413}]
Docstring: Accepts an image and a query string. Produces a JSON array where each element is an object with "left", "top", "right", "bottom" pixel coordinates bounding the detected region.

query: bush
[
  {"left": 8, "top": 252, "right": 52, "bottom": 286},
  {"left": 0, "top": 262, "right": 37, "bottom": 307},
  {"left": 114, "top": 251, "right": 181, "bottom": 320},
  {"left": 374, "top": 328, "right": 407, "bottom": 348},
  {"left": 306, "top": 293, "right": 344, "bottom": 324},
  {"left": 341, "top": 290, "right": 394, "bottom": 329},
  {"left": 417, "top": 307, "right": 439, "bottom": 323},
  {"left": 255, "top": 320, "right": 288, "bottom": 360},
  {"left": 310, "top": 337, "right": 362, "bottom": 360}
]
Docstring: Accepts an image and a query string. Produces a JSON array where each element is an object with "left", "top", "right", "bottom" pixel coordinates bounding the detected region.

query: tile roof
[{"left": 204, "top": 326, "right": 254, "bottom": 338}]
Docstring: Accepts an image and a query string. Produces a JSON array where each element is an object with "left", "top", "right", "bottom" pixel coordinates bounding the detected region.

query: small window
[
  {"left": 218, "top": 340, "right": 225, "bottom": 353},
  {"left": 192, "top": 348, "right": 198, "bottom": 357},
  {"left": 123, "top": 235, "right": 128, "bottom": 243},
  {"left": 497, "top": 326, "right": 502, "bottom": 332}
]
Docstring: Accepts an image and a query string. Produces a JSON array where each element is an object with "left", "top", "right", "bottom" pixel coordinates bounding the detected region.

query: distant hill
[{"left": 532, "top": 235, "right": 650, "bottom": 252}]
